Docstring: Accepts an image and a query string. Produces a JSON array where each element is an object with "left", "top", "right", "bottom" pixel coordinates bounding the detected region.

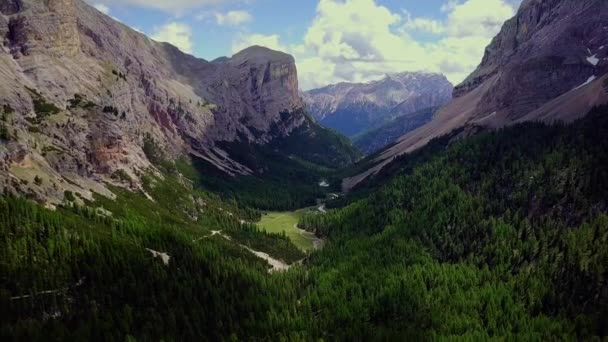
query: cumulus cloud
[
  {"left": 232, "top": 33, "right": 284, "bottom": 53},
  {"left": 93, "top": 3, "right": 110, "bottom": 15},
  {"left": 151, "top": 22, "right": 194, "bottom": 54},
  {"left": 94, "top": 0, "right": 247, "bottom": 14},
  {"left": 402, "top": 16, "right": 445, "bottom": 35},
  {"left": 215, "top": 10, "right": 252, "bottom": 26},
  {"left": 232, "top": 0, "right": 521, "bottom": 90}
]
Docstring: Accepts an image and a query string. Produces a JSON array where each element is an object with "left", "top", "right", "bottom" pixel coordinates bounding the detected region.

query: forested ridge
[
  {"left": 302, "top": 105, "right": 608, "bottom": 338},
  {"left": 2, "top": 107, "right": 608, "bottom": 340}
]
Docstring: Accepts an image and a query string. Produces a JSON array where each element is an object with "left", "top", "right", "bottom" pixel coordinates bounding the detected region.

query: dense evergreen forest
[{"left": 2, "top": 106, "right": 608, "bottom": 340}]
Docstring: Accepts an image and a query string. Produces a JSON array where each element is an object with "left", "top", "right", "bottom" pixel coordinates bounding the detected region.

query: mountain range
[
  {"left": 2, "top": 0, "right": 608, "bottom": 340},
  {"left": 344, "top": 0, "right": 608, "bottom": 191},
  {"left": 302, "top": 72, "right": 453, "bottom": 138},
  {"left": 0, "top": 0, "right": 358, "bottom": 205}
]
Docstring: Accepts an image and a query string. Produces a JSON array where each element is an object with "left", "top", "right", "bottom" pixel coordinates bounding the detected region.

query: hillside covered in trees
[{"left": 2, "top": 106, "right": 608, "bottom": 340}]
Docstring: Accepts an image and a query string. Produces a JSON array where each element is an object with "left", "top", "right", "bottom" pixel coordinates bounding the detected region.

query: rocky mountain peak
[
  {"left": 231, "top": 45, "right": 292, "bottom": 62},
  {"left": 224, "top": 45, "right": 302, "bottom": 117},
  {"left": 454, "top": 0, "right": 606, "bottom": 100},
  {"left": 344, "top": 0, "right": 608, "bottom": 191},
  {"left": 0, "top": 0, "right": 310, "bottom": 204},
  {"left": 303, "top": 71, "right": 453, "bottom": 137}
]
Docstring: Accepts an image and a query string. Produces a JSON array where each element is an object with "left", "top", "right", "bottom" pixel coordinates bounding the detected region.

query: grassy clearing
[{"left": 258, "top": 211, "right": 318, "bottom": 251}]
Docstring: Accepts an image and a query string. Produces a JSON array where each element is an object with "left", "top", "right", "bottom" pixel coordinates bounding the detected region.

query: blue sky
[{"left": 89, "top": 0, "right": 522, "bottom": 89}]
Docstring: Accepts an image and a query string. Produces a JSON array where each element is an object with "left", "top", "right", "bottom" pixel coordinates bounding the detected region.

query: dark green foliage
[
  {"left": 68, "top": 94, "right": 96, "bottom": 109},
  {"left": 102, "top": 105, "right": 119, "bottom": 116},
  {"left": 3, "top": 104, "right": 14, "bottom": 114},
  {"left": 32, "top": 98, "right": 60, "bottom": 117},
  {"left": 112, "top": 69, "right": 127, "bottom": 81},
  {"left": 0, "top": 195, "right": 299, "bottom": 341},
  {"left": 2, "top": 104, "right": 608, "bottom": 340},
  {"left": 142, "top": 133, "right": 175, "bottom": 173},
  {"left": 0, "top": 123, "right": 9, "bottom": 141},
  {"left": 271, "top": 110, "right": 361, "bottom": 168},
  {"left": 300, "top": 105, "right": 608, "bottom": 338},
  {"left": 110, "top": 169, "right": 132, "bottom": 183},
  {"left": 26, "top": 87, "right": 60, "bottom": 119},
  {"left": 0, "top": 171, "right": 305, "bottom": 341},
  {"left": 63, "top": 191, "right": 75, "bottom": 202},
  {"left": 180, "top": 110, "right": 358, "bottom": 210},
  {"left": 186, "top": 144, "right": 328, "bottom": 211}
]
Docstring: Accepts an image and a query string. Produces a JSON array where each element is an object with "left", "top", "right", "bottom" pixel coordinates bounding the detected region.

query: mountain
[
  {"left": 0, "top": 0, "right": 357, "bottom": 205},
  {"left": 344, "top": 0, "right": 608, "bottom": 191},
  {"left": 353, "top": 107, "right": 438, "bottom": 156},
  {"left": 3, "top": 1, "right": 608, "bottom": 340},
  {"left": 4, "top": 104, "right": 608, "bottom": 340},
  {"left": 302, "top": 72, "right": 453, "bottom": 137}
]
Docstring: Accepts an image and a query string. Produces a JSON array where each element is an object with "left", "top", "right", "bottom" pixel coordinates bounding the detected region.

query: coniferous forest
[{"left": 2, "top": 106, "right": 608, "bottom": 340}]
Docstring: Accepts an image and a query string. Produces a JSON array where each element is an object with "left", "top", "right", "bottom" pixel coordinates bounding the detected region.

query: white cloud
[
  {"left": 232, "top": 33, "right": 284, "bottom": 53},
  {"left": 151, "top": 22, "right": 194, "bottom": 54},
  {"left": 94, "top": 0, "right": 248, "bottom": 14},
  {"left": 232, "top": 0, "right": 520, "bottom": 90},
  {"left": 440, "top": 0, "right": 459, "bottom": 13},
  {"left": 93, "top": 3, "right": 110, "bottom": 15},
  {"left": 443, "top": 0, "right": 514, "bottom": 38},
  {"left": 215, "top": 10, "right": 252, "bottom": 26},
  {"left": 402, "top": 15, "right": 445, "bottom": 34}
]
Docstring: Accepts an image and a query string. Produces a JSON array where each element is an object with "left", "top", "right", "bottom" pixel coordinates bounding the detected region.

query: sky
[{"left": 87, "top": 0, "right": 523, "bottom": 90}]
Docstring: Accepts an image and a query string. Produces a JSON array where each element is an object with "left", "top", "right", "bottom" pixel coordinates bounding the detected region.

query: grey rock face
[
  {"left": 343, "top": 0, "right": 608, "bottom": 191},
  {"left": 454, "top": 0, "right": 608, "bottom": 122},
  {"left": 303, "top": 72, "right": 453, "bottom": 137},
  {"left": 0, "top": 0, "right": 305, "bottom": 203}
]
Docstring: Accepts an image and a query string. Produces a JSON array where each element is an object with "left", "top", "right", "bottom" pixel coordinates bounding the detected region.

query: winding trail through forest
[
  {"left": 196, "top": 229, "right": 291, "bottom": 272},
  {"left": 294, "top": 223, "right": 325, "bottom": 250}
]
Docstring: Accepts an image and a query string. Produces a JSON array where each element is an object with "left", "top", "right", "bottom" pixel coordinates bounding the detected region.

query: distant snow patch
[
  {"left": 319, "top": 180, "right": 330, "bottom": 187},
  {"left": 574, "top": 75, "right": 597, "bottom": 90},
  {"left": 587, "top": 54, "right": 599, "bottom": 66}
]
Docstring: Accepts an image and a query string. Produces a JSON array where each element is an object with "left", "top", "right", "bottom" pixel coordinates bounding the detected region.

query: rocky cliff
[
  {"left": 0, "top": 0, "right": 310, "bottom": 204},
  {"left": 344, "top": 0, "right": 608, "bottom": 191},
  {"left": 303, "top": 72, "right": 452, "bottom": 137},
  {"left": 453, "top": 0, "right": 608, "bottom": 122}
]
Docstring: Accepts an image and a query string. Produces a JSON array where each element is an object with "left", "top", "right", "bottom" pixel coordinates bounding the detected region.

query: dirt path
[
  {"left": 195, "top": 230, "right": 290, "bottom": 273},
  {"left": 241, "top": 246, "right": 291, "bottom": 272},
  {"left": 10, "top": 277, "right": 86, "bottom": 300},
  {"left": 294, "top": 224, "right": 325, "bottom": 250},
  {"left": 193, "top": 230, "right": 223, "bottom": 242}
]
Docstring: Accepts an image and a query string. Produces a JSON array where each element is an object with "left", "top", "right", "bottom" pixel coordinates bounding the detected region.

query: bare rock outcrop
[
  {"left": 344, "top": 0, "right": 608, "bottom": 191},
  {"left": 0, "top": 0, "right": 306, "bottom": 203}
]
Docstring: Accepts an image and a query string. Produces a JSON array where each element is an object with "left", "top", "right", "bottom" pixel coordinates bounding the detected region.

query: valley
[
  {"left": 1, "top": 0, "right": 608, "bottom": 340},
  {"left": 258, "top": 209, "right": 326, "bottom": 252}
]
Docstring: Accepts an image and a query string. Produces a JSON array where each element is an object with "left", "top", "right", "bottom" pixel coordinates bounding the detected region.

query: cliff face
[
  {"left": 303, "top": 72, "right": 453, "bottom": 137},
  {"left": 454, "top": 0, "right": 608, "bottom": 122},
  {"left": 0, "top": 0, "right": 305, "bottom": 203},
  {"left": 344, "top": 0, "right": 608, "bottom": 191}
]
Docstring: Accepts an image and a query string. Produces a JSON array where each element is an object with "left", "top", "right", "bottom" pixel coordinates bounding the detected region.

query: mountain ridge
[
  {"left": 343, "top": 0, "right": 608, "bottom": 191},
  {"left": 0, "top": 0, "right": 356, "bottom": 205},
  {"left": 302, "top": 71, "right": 453, "bottom": 137}
]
